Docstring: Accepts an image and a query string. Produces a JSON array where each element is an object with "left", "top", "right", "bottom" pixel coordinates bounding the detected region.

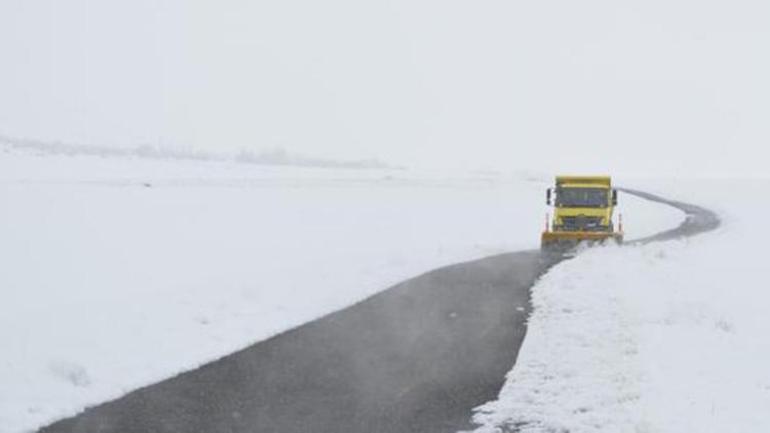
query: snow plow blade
[{"left": 541, "top": 231, "right": 623, "bottom": 251}]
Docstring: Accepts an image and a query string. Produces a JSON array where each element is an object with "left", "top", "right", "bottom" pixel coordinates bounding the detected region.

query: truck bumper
[{"left": 541, "top": 231, "right": 624, "bottom": 250}]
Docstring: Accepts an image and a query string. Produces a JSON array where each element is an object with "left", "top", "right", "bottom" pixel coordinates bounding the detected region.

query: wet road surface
[{"left": 39, "top": 188, "right": 718, "bottom": 433}]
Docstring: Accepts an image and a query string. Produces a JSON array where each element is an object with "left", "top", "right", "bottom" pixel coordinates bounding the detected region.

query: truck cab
[{"left": 542, "top": 176, "right": 623, "bottom": 249}]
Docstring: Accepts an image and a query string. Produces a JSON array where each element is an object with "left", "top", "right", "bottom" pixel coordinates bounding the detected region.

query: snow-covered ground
[
  {"left": 470, "top": 178, "right": 770, "bottom": 433},
  {"left": 0, "top": 147, "right": 680, "bottom": 433}
]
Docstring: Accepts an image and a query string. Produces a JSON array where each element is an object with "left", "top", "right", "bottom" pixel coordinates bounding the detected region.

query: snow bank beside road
[{"left": 471, "top": 179, "right": 770, "bottom": 433}]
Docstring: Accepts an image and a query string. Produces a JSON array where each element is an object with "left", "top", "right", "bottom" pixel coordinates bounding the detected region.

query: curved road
[{"left": 39, "top": 189, "right": 719, "bottom": 433}]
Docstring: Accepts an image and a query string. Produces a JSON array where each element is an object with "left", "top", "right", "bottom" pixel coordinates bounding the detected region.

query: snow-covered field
[
  {"left": 0, "top": 147, "right": 680, "bottom": 433},
  {"left": 470, "top": 178, "right": 770, "bottom": 433}
]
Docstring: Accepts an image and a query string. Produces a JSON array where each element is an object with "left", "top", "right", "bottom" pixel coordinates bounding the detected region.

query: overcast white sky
[{"left": 1, "top": 0, "right": 768, "bottom": 174}]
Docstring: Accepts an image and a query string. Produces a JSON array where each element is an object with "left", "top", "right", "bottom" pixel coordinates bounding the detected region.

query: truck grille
[{"left": 559, "top": 216, "right": 605, "bottom": 232}]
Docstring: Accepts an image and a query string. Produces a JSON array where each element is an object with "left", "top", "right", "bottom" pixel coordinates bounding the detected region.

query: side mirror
[
  {"left": 546, "top": 188, "right": 552, "bottom": 206},
  {"left": 612, "top": 189, "right": 618, "bottom": 206}
]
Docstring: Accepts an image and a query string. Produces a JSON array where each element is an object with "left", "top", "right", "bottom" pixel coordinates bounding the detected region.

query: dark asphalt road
[
  {"left": 41, "top": 251, "right": 557, "bottom": 433},
  {"left": 619, "top": 188, "right": 720, "bottom": 244},
  {"left": 38, "top": 188, "right": 718, "bottom": 433}
]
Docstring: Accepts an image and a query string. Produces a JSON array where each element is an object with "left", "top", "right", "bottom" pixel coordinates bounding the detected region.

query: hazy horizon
[{"left": 2, "top": 0, "right": 769, "bottom": 175}]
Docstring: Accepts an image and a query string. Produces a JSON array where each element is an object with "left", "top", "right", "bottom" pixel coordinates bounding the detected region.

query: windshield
[{"left": 556, "top": 187, "right": 608, "bottom": 208}]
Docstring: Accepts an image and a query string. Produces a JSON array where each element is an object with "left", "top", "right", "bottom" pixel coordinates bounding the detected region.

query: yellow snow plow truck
[{"left": 541, "top": 175, "right": 623, "bottom": 250}]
